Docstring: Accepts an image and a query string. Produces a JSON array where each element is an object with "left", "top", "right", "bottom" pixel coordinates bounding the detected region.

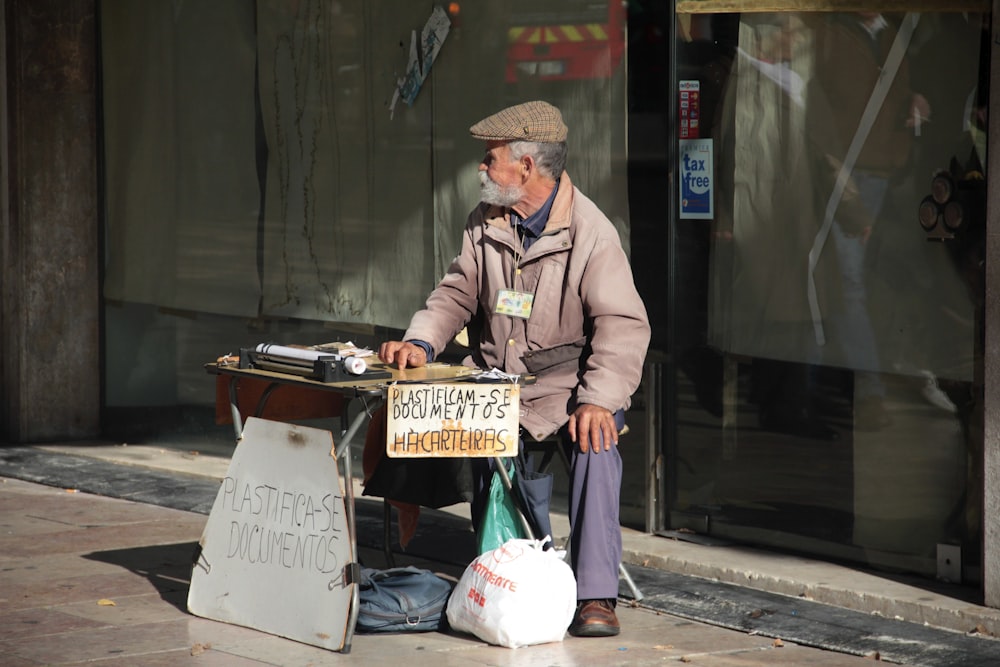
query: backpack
[{"left": 356, "top": 566, "right": 453, "bottom": 633}]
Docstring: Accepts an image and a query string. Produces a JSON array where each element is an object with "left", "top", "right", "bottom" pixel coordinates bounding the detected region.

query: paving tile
[
  {"left": 631, "top": 614, "right": 775, "bottom": 654},
  {"left": 1, "top": 546, "right": 194, "bottom": 589},
  {"left": 0, "top": 484, "right": 170, "bottom": 520},
  {"left": 79, "top": 539, "right": 200, "bottom": 585},
  {"left": 0, "top": 554, "right": 148, "bottom": 596},
  {"left": 4, "top": 617, "right": 264, "bottom": 665},
  {"left": 0, "top": 519, "right": 204, "bottom": 558},
  {"left": 0, "top": 607, "right": 109, "bottom": 642},
  {"left": 0, "top": 651, "right": 46, "bottom": 667},
  {"left": 368, "top": 606, "right": 784, "bottom": 667},
  {"left": 438, "top": 638, "right": 587, "bottom": 666},
  {"left": 0, "top": 554, "right": 52, "bottom": 582},
  {"left": 354, "top": 607, "right": 764, "bottom": 666},
  {"left": 4, "top": 570, "right": 184, "bottom": 611},
  {"left": 673, "top": 642, "right": 889, "bottom": 665},
  {"left": 224, "top": 632, "right": 511, "bottom": 667},
  {"left": 56, "top": 591, "right": 191, "bottom": 626},
  {"left": 0, "top": 477, "right": 73, "bottom": 501},
  {"left": 212, "top": 608, "right": 692, "bottom": 667},
  {"left": 0, "top": 478, "right": 205, "bottom": 523},
  {"left": 59, "top": 647, "right": 273, "bottom": 666},
  {"left": 0, "top": 510, "right": 88, "bottom": 537},
  {"left": 210, "top": 633, "right": 385, "bottom": 666}
]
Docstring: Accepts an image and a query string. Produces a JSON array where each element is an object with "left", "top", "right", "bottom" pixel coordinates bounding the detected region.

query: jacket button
[
  {"left": 516, "top": 268, "right": 522, "bottom": 275},
  {"left": 508, "top": 339, "right": 516, "bottom": 346}
]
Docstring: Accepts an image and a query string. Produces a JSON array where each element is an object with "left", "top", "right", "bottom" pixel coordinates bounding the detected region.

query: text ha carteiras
[{"left": 386, "top": 383, "right": 520, "bottom": 458}]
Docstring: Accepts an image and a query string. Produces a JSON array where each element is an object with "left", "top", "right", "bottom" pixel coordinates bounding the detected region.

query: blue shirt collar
[{"left": 511, "top": 178, "right": 559, "bottom": 247}]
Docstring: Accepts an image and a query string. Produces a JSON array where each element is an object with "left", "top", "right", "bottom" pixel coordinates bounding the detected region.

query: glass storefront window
[
  {"left": 666, "top": 6, "right": 989, "bottom": 582},
  {"left": 97, "top": 1, "right": 635, "bottom": 516}
]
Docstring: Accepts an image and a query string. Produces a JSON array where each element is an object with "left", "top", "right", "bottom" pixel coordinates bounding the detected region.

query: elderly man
[{"left": 379, "top": 100, "right": 650, "bottom": 637}]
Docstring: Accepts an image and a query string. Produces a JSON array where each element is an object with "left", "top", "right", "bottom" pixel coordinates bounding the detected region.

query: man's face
[{"left": 479, "top": 141, "right": 524, "bottom": 207}]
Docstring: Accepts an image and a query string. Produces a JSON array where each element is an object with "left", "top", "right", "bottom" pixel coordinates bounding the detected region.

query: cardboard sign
[
  {"left": 386, "top": 383, "right": 520, "bottom": 458},
  {"left": 188, "top": 417, "right": 355, "bottom": 652}
]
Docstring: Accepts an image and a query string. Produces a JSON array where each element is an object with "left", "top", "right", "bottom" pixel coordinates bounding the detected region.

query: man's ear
[{"left": 520, "top": 154, "right": 534, "bottom": 178}]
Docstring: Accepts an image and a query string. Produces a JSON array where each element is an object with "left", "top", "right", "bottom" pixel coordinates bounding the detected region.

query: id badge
[{"left": 495, "top": 288, "right": 534, "bottom": 319}]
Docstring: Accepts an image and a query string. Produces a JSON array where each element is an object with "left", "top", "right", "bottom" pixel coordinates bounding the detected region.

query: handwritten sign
[
  {"left": 188, "top": 417, "right": 355, "bottom": 651},
  {"left": 386, "top": 383, "right": 520, "bottom": 458}
]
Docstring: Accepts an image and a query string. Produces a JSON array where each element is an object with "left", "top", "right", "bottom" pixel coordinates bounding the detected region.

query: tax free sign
[{"left": 679, "top": 138, "right": 713, "bottom": 219}]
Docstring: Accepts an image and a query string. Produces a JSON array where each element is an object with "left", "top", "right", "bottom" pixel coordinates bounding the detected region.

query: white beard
[{"left": 479, "top": 171, "right": 523, "bottom": 207}]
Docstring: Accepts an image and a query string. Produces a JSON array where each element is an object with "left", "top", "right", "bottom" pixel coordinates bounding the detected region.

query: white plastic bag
[{"left": 446, "top": 537, "right": 576, "bottom": 648}]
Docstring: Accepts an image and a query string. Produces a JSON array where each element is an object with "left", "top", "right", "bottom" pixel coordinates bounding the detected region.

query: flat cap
[{"left": 470, "top": 100, "right": 568, "bottom": 143}]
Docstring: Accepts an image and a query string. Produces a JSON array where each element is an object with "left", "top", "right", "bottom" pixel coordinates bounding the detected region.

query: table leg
[
  {"left": 225, "top": 376, "right": 282, "bottom": 441},
  {"left": 335, "top": 396, "right": 382, "bottom": 651},
  {"left": 340, "top": 428, "right": 360, "bottom": 653},
  {"left": 227, "top": 376, "right": 243, "bottom": 440}
]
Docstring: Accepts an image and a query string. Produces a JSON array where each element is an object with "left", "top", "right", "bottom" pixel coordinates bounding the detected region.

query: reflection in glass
[{"left": 670, "top": 10, "right": 987, "bottom": 582}]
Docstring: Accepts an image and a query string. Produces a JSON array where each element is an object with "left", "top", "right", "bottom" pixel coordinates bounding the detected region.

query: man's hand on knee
[{"left": 568, "top": 404, "right": 618, "bottom": 453}]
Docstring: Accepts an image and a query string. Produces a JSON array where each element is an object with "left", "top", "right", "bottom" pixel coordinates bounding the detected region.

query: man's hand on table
[
  {"left": 568, "top": 403, "right": 619, "bottom": 454},
  {"left": 378, "top": 341, "right": 428, "bottom": 370}
]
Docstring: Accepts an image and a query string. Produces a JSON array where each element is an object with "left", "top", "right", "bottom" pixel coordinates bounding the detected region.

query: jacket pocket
[{"left": 521, "top": 338, "right": 586, "bottom": 375}]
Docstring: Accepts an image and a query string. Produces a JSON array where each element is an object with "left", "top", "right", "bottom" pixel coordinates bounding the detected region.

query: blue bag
[{"left": 356, "top": 566, "right": 453, "bottom": 633}]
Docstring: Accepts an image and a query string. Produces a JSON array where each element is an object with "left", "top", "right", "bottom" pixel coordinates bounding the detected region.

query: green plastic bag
[{"left": 476, "top": 463, "right": 528, "bottom": 554}]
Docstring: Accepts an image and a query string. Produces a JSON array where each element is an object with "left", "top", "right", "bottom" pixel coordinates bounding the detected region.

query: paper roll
[
  {"left": 343, "top": 356, "right": 367, "bottom": 375},
  {"left": 254, "top": 343, "right": 324, "bottom": 362}
]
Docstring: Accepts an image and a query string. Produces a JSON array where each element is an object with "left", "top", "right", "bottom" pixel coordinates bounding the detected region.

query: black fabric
[
  {"left": 362, "top": 457, "right": 474, "bottom": 509},
  {"left": 512, "top": 452, "right": 554, "bottom": 542},
  {"left": 520, "top": 338, "right": 586, "bottom": 376}
]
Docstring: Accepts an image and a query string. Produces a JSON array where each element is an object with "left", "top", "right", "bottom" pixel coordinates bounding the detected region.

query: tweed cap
[{"left": 469, "top": 100, "right": 568, "bottom": 142}]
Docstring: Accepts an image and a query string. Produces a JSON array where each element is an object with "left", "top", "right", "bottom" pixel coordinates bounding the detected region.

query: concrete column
[
  {"left": 983, "top": 0, "right": 1000, "bottom": 609},
  {"left": 0, "top": 0, "right": 100, "bottom": 441}
]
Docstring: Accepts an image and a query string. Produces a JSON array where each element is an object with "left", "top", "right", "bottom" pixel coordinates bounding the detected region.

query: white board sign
[
  {"left": 385, "top": 382, "right": 520, "bottom": 458},
  {"left": 188, "top": 417, "right": 355, "bottom": 651}
]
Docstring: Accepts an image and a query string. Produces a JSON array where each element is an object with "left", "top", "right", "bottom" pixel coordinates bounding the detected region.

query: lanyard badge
[{"left": 495, "top": 288, "right": 534, "bottom": 319}]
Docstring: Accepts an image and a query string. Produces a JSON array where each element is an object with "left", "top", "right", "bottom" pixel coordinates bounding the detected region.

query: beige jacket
[{"left": 405, "top": 173, "right": 650, "bottom": 441}]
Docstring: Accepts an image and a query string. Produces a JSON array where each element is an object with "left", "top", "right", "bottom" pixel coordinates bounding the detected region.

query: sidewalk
[
  {"left": 1, "top": 441, "right": 999, "bottom": 665},
  {"left": 0, "top": 475, "right": 888, "bottom": 666}
]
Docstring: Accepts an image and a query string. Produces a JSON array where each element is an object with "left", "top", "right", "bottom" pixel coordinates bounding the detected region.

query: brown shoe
[{"left": 568, "top": 599, "right": 620, "bottom": 637}]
